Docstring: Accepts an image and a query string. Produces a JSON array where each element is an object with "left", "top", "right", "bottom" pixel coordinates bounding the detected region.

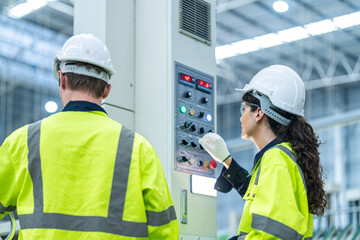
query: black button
[
  {"left": 180, "top": 139, "right": 188, "bottom": 146},
  {"left": 180, "top": 121, "right": 192, "bottom": 130},
  {"left": 201, "top": 97, "right": 209, "bottom": 104},
  {"left": 198, "top": 127, "right": 205, "bottom": 134},
  {"left": 184, "top": 91, "right": 192, "bottom": 98}
]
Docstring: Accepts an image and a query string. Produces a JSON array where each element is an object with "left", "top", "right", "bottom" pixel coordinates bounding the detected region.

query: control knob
[
  {"left": 184, "top": 91, "right": 192, "bottom": 98},
  {"left": 190, "top": 142, "right": 197, "bottom": 148},
  {"left": 180, "top": 139, "right": 188, "bottom": 146},
  {"left": 180, "top": 121, "right": 192, "bottom": 130},
  {"left": 198, "top": 127, "right": 205, "bottom": 135},
  {"left": 189, "top": 124, "right": 196, "bottom": 132},
  {"left": 201, "top": 97, "right": 209, "bottom": 104},
  {"left": 177, "top": 156, "right": 189, "bottom": 163}
]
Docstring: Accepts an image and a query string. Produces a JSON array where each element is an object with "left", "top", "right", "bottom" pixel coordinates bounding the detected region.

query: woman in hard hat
[{"left": 199, "top": 65, "right": 327, "bottom": 240}]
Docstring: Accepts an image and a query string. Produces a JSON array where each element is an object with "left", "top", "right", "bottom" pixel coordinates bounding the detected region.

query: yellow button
[
  {"left": 189, "top": 109, "right": 195, "bottom": 116},
  {"left": 226, "top": 174, "right": 231, "bottom": 178}
]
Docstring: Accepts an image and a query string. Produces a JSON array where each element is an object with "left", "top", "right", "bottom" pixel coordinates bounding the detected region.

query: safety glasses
[{"left": 240, "top": 102, "right": 260, "bottom": 115}]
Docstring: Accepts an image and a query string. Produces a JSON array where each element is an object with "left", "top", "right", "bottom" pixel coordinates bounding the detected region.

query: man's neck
[{"left": 61, "top": 90, "right": 102, "bottom": 107}]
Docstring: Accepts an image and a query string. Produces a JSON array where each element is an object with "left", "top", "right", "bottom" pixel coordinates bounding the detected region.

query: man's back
[{"left": 0, "top": 101, "right": 179, "bottom": 239}]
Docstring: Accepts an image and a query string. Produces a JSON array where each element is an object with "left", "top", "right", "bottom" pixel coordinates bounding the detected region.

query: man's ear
[
  {"left": 102, "top": 84, "right": 111, "bottom": 99},
  {"left": 59, "top": 71, "right": 67, "bottom": 90}
]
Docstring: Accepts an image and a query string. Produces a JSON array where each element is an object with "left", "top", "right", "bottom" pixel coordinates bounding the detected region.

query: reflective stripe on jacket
[
  {"left": 0, "top": 110, "right": 179, "bottom": 239},
  {"left": 238, "top": 143, "right": 313, "bottom": 240}
]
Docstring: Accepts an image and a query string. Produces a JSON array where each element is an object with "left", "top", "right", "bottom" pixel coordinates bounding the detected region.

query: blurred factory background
[{"left": 0, "top": 0, "right": 360, "bottom": 239}]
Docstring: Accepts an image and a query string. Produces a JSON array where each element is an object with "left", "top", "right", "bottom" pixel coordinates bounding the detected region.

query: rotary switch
[
  {"left": 184, "top": 91, "right": 192, "bottom": 98},
  {"left": 180, "top": 121, "right": 192, "bottom": 130},
  {"left": 189, "top": 124, "right": 196, "bottom": 132},
  {"left": 180, "top": 139, "right": 188, "bottom": 146},
  {"left": 198, "top": 112, "right": 205, "bottom": 118},
  {"left": 177, "top": 156, "right": 189, "bottom": 163},
  {"left": 201, "top": 97, "right": 209, "bottom": 104},
  {"left": 198, "top": 127, "right": 205, "bottom": 135}
]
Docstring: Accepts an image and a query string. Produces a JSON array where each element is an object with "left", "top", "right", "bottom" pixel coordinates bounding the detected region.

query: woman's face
[{"left": 240, "top": 102, "right": 258, "bottom": 140}]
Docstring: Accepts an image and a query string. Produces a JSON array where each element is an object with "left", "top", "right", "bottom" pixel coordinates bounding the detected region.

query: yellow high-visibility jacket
[
  {"left": 0, "top": 103, "right": 179, "bottom": 239},
  {"left": 238, "top": 143, "right": 313, "bottom": 240}
]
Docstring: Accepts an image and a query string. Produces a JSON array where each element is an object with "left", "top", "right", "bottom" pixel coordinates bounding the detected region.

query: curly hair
[{"left": 243, "top": 93, "right": 327, "bottom": 216}]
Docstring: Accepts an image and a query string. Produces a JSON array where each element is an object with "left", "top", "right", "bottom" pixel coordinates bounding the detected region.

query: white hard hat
[
  {"left": 53, "top": 33, "right": 115, "bottom": 82},
  {"left": 236, "top": 65, "right": 305, "bottom": 125}
]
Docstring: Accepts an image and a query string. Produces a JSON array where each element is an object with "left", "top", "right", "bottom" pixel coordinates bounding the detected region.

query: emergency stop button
[
  {"left": 209, "top": 160, "right": 217, "bottom": 169},
  {"left": 204, "top": 160, "right": 217, "bottom": 170}
]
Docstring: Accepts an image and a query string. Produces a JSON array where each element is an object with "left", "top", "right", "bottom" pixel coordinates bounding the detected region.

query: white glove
[{"left": 198, "top": 133, "right": 231, "bottom": 163}]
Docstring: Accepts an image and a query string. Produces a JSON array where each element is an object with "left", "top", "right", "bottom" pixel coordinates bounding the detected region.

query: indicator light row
[
  {"left": 179, "top": 73, "right": 212, "bottom": 93},
  {"left": 179, "top": 107, "right": 212, "bottom": 122}
]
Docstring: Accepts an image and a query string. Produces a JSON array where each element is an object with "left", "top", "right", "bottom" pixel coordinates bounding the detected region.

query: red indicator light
[
  {"left": 205, "top": 83, "right": 210, "bottom": 88},
  {"left": 180, "top": 73, "right": 192, "bottom": 82},
  {"left": 199, "top": 80, "right": 204, "bottom": 86}
]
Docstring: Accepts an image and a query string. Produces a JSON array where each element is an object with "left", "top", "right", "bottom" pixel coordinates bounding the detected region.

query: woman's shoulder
[{"left": 261, "top": 142, "right": 296, "bottom": 168}]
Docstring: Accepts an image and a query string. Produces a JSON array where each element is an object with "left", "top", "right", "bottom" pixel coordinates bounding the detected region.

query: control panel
[{"left": 175, "top": 62, "right": 216, "bottom": 178}]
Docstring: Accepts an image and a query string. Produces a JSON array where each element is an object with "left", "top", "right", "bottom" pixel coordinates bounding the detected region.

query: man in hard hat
[{"left": 0, "top": 33, "right": 179, "bottom": 239}]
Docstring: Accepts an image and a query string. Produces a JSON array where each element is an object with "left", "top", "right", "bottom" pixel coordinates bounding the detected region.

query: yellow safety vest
[
  {"left": 0, "top": 110, "right": 179, "bottom": 239},
  {"left": 238, "top": 143, "right": 313, "bottom": 240}
]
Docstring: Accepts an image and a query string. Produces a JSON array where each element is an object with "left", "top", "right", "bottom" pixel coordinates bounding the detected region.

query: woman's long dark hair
[{"left": 243, "top": 93, "right": 327, "bottom": 216}]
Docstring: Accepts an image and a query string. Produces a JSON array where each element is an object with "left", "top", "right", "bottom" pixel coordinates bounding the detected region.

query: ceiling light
[
  {"left": 45, "top": 101, "right": 58, "bottom": 113},
  {"left": 215, "top": 45, "right": 237, "bottom": 60},
  {"left": 215, "top": 10, "right": 360, "bottom": 60},
  {"left": 333, "top": 11, "right": 360, "bottom": 29},
  {"left": 231, "top": 39, "right": 259, "bottom": 54},
  {"left": 304, "top": 19, "right": 337, "bottom": 36},
  {"left": 273, "top": 1, "right": 289, "bottom": 13},
  {"left": 254, "top": 33, "right": 283, "bottom": 48},
  {"left": 8, "top": 0, "right": 48, "bottom": 18},
  {"left": 277, "top": 26, "right": 309, "bottom": 43}
]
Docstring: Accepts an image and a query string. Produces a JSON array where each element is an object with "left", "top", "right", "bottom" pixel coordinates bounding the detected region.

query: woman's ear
[{"left": 255, "top": 107, "right": 266, "bottom": 124}]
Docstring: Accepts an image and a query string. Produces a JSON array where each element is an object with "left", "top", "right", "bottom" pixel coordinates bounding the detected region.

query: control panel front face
[{"left": 175, "top": 62, "right": 216, "bottom": 178}]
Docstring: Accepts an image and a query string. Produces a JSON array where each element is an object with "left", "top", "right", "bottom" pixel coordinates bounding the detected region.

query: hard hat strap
[
  {"left": 59, "top": 61, "right": 110, "bottom": 83},
  {"left": 251, "top": 91, "right": 292, "bottom": 126}
]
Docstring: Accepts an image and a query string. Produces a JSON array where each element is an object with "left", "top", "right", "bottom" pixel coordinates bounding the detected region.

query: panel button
[
  {"left": 198, "top": 127, "right": 205, "bottom": 134},
  {"left": 184, "top": 91, "right": 192, "bottom": 98},
  {"left": 180, "top": 139, "right": 188, "bottom": 146},
  {"left": 201, "top": 97, "right": 209, "bottom": 104},
  {"left": 180, "top": 121, "right": 192, "bottom": 130},
  {"left": 198, "top": 112, "right": 205, "bottom": 118},
  {"left": 189, "top": 124, "right": 196, "bottom": 132},
  {"left": 205, "top": 160, "right": 217, "bottom": 170},
  {"left": 177, "top": 156, "right": 189, "bottom": 163}
]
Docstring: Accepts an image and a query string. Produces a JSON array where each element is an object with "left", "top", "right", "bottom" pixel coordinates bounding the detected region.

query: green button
[{"left": 179, "top": 106, "right": 187, "bottom": 113}]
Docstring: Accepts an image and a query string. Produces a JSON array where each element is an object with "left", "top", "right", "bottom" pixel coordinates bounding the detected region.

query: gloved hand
[{"left": 198, "top": 133, "right": 231, "bottom": 163}]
